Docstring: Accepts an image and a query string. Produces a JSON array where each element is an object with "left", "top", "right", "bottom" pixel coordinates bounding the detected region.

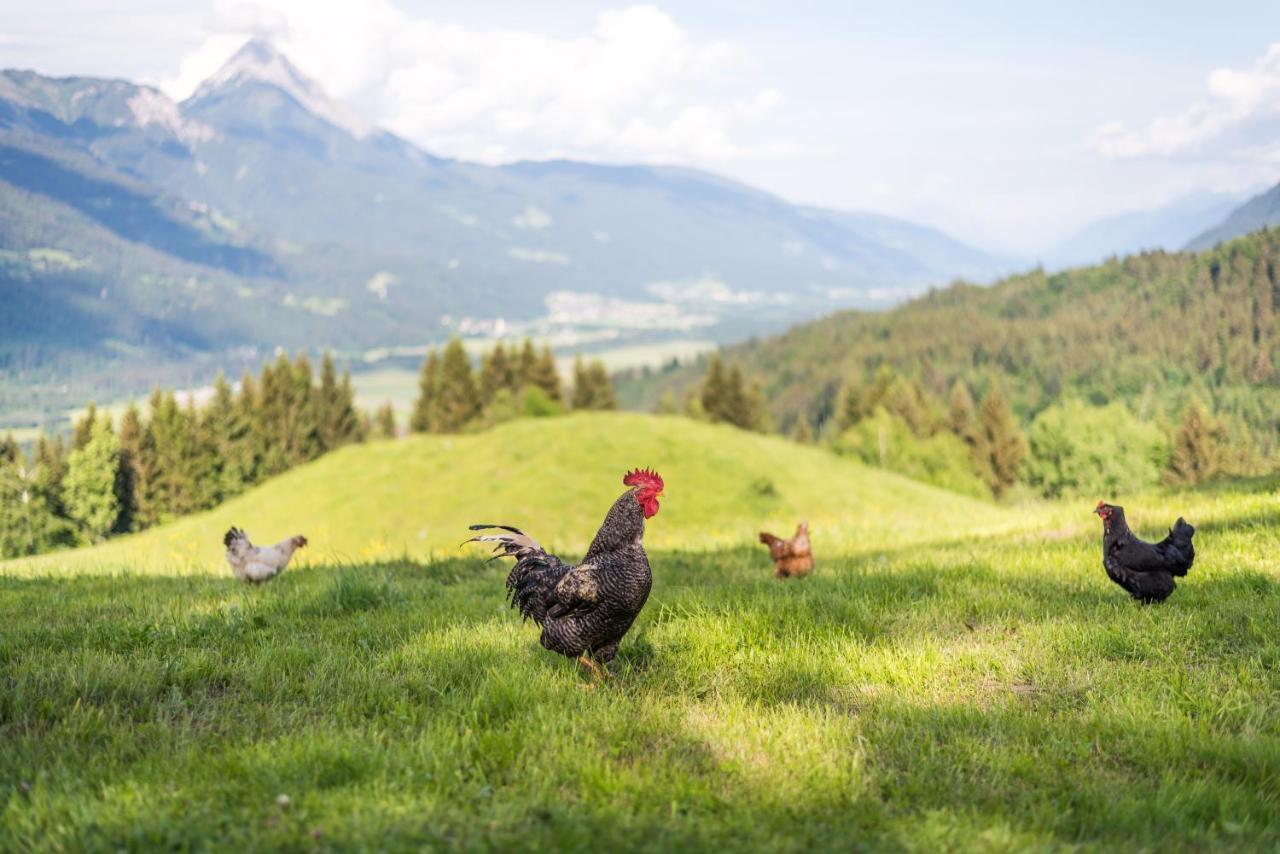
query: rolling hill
[
  {"left": 2, "top": 412, "right": 1004, "bottom": 576},
  {"left": 0, "top": 39, "right": 1008, "bottom": 417}
]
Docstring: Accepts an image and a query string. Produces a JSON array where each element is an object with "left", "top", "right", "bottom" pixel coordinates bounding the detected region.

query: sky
[{"left": 3, "top": 0, "right": 1280, "bottom": 254}]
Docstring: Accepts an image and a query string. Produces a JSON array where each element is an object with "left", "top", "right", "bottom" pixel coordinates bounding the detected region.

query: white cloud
[
  {"left": 508, "top": 247, "right": 570, "bottom": 265},
  {"left": 164, "top": 1, "right": 791, "bottom": 165},
  {"left": 1090, "top": 43, "right": 1280, "bottom": 159}
]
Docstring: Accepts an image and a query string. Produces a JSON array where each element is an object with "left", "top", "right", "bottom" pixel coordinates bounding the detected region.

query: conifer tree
[
  {"left": 316, "top": 354, "right": 362, "bottom": 450},
  {"left": 148, "top": 390, "right": 199, "bottom": 518},
  {"left": 700, "top": 355, "right": 728, "bottom": 420},
  {"left": 436, "top": 337, "right": 482, "bottom": 432},
  {"left": 71, "top": 403, "right": 97, "bottom": 451},
  {"left": 64, "top": 418, "right": 121, "bottom": 542},
  {"left": 0, "top": 433, "right": 17, "bottom": 465},
  {"left": 232, "top": 372, "right": 261, "bottom": 488},
  {"left": 571, "top": 356, "right": 617, "bottom": 410},
  {"left": 480, "top": 343, "right": 517, "bottom": 404},
  {"left": 977, "top": 387, "right": 1026, "bottom": 496},
  {"left": 516, "top": 339, "right": 538, "bottom": 389},
  {"left": 288, "top": 353, "right": 321, "bottom": 465},
  {"left": 1166, "top": 400, "right": 1221, "bottom": 485},
  {"left": 374, "top": 403, "right": 397, "bottom": 439},
  {"left": 33, "top": 433, "right": 68, "bottom": 519},
  {"left": 114, "top": 403, "right": 145, "bottom": 533},
  {"left": 528, "top": 345, "right": 563, "bottom": 403},
  {"left": 410, "top": 349, "right": 441, "bottom": 433},
  {"left": 948, "top": 379, "right": 977, "bottom": 436},
  {"left": 836, "top": 375, "right": 868, "bottom": 430}
]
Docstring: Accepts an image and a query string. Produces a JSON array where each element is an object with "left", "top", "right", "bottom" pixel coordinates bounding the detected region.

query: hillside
[
  {"left": 1188, "top": 182, "right": 1280, "bottom": 250},
  {"left": 0, "top": 40, "right": 1007, "bottom": 416},
  {"left": 622, "top": 229, "right": 1280, "bottom": 457},
  {"left": 3, "top": 413, "right": 1279, "bottom": 848},
  {"left": 2, "top": 413, "right": 1002, "bottom": 576}
]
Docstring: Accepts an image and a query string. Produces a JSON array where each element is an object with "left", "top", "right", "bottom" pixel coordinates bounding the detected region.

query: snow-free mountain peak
[{"left": 187, "top": 38, "right": 374, "bottom": 139}]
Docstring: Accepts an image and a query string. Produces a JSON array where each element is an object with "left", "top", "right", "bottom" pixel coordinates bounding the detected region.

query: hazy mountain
[
  {"left": 1186, "top": 183, "right": 1280, "bottom": 250},
  {"left": 0, "top": 39, "right": 1009, "bottom": 411},
  {"left": 1047, "top": 190, "right": 1245, "bottom": 269}
]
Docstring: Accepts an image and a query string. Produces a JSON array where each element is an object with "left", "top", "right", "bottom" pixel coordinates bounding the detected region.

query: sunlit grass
[{"left": 2, "top": 414, "right": 1278, "bottom": 849}]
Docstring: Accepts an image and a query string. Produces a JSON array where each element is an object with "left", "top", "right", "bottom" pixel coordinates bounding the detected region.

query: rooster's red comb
[{"left": 623, "top": 467, "right": 664, "bottom": 492}]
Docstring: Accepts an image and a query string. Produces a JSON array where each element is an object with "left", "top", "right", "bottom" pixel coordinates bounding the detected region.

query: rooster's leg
[{"left": 577, "top": 654, "right": 608, "bottom": 681}]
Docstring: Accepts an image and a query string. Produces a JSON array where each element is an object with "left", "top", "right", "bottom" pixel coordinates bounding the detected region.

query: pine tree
[
  {"left": 114, "top": 403, "right": 145, "bottom": 533},
  {"left": 148, "top": 389, "right": 199, "bottom": 519},
  {"left": 374, "top": 403, "right": 398, "bottom": 439},
  {"left": 0, "top": 453, "right": 74, "bottom": 559},
  {"left": 977, "top": 387, "right": 1026, "bottom": 496},
  {"left": 480, "top": 344, "right": 517, "bottom": 404},
  {"left": 435, "top": 337, "right": 482, "bottom": 432},
  {"left": 1166, "top": 400, "right": 1221, "bottom": 485},
  {"left": 64, "top": 418, "right": 121, "bottom": 542},
  {"left": 315, "top": 354, "right": 362, "bottom": 450},
  {"left": 515, "top": 339, "right": 538, "bottom": 389},
  {"left": 571, "top": 356, "right": 617, "bottom": 410},
  {"left": 0, "top": 434, "right": 17, "bottom": 465},
  {"left": 71, "top": 403, "right": 97, "bottom": 451},
  {"left": 33, "top": 433, "right": 68, "bottom": 519},
  {"left": 232, "top": 372, "right": 261, "bottom": 488},
  {"left": 288, "top": 353, "right": 321, "bottom": 465},
  {"left": 571, "top": 355, "right": 591, "bottom": 410},
  {"left": 700, "top": 355, "right": 728, "bottom": 421},
  {"left": 528, "top": 346, "right": 563, "bottom": 403},
  {"left": 948, "top": 379, "right": 977, "bottom": 436},
  {"left": 185, "top": 396, "right": 220, "bottom": 511},
  {"left": 410, "top": 349, "right": 441, "bottom": 433},
  {"left": 256, "top": 354, "right": 292, "bottom": 476},
  {"left": 836, "top": 376, "right": 868, "bottom": 430}
]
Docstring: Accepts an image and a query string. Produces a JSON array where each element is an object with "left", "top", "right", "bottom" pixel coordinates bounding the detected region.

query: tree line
[
  {"left": 682, "top": 354, "right": 1233, "bottom": 499},
  {"left": 1, "top": 352, "right": 364, "bottom": 559},
  {"left": 409, "top": 338, "right": 616, "bottom": 433}
]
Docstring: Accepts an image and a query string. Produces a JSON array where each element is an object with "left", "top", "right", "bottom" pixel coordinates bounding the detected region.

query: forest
[
  {"left": 626, "top": 228, "right": 1280, "bottom": 498},
  {"left": 0, "top": 341, "right": 616, "bottom": 559}
]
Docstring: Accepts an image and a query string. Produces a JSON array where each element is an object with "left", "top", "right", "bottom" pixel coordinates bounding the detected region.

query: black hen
[
  {"left": 466, "top": 468, "right": 664, "bottom": 677},
  {"left": 1094, "top": 501, "right": 1195, "bottom": 603}
]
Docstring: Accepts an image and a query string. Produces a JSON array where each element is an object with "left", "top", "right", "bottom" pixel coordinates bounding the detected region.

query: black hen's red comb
[{"left": 623, "top": 467, "right": 664, "bottom": 492}]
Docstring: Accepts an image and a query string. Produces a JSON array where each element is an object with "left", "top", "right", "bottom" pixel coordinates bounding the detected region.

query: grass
[{"left": 2, "top": 414, "right": 1278, "bottom": 850}]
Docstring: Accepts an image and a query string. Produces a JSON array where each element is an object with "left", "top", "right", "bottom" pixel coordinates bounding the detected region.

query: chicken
[
  {"left": 223, "top": 527, "right": 307, "bottom": 584},
  {"left": 1094, "top": 501, "right": 1195, "bottom": 603},
  {"left": 759, "top": 521, "right": 813, "bottom": 579},
  {"left": 466, "top": 468, "right": 664, "bottom": 678}
]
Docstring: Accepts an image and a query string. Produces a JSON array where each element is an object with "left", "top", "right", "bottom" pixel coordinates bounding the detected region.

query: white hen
[{"left": 223, "top": 527, "right": 307, "bottom": 583}]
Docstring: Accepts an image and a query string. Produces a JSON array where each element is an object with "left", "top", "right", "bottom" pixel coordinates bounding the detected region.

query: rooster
[
  {"left": 1094, "top": 501, "right": 1195, "bottom": 603},
  {"left": 466, "top": 468, "right": 664, "bottom": 679},
  {"left": 759, "top": 521, "right": 813, "bottom": 579},
  {"left": 223, "top": 527, "right": 307, "bottom": 584}
]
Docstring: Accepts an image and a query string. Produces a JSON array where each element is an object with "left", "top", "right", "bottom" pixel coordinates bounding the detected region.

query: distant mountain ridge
[
  {"left": 1186, "top": 182, "right": 1280, "bottom": 250},
  {"left": 0, "top": 39, "right": 1010, "bottom": 415}
]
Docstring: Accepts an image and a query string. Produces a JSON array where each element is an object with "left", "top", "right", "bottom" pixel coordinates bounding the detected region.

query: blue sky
[{"left": 4, "top": 1, "right": 1280, "bottom": 253}]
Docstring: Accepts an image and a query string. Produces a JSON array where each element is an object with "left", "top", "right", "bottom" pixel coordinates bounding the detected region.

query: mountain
[
  {"left": 1186, "top": 182, "right": 1280, "bottom": 250},
  {"left": 1047, "top": 190, "right": 1245, "bottom": 269},
  {"left": 0, "top": 39, "right": 1008, "bottom": 414},
  {"left": 620, "top": 228, "right": 1280, "bottom": 454}
]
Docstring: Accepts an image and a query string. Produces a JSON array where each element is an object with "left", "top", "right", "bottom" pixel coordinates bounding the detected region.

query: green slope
[{"left": 3, "top": 413, "right": 1006, "bottom": 576}]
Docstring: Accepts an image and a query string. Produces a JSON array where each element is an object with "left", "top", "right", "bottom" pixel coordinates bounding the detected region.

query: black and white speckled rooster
[
  {"left": 223, "top": 527, "right": 307, "bottom": 584},
  {"left": 466, "top": 468, "right": 664, "bottom": 678}
]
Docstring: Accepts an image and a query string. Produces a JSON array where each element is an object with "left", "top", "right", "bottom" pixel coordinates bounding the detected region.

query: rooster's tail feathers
[{"left": 463, "top": 524, "right": 545, "bottom": 559}]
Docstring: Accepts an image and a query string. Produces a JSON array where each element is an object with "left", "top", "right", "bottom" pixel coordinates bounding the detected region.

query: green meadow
[{"left": 3, "top": 413, "right": 1278, "bottom": 850}]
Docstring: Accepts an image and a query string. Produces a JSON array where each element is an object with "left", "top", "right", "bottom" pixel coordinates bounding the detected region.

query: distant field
[{"left": 3, "top": 414, "right": 1278, "bottom": 850}]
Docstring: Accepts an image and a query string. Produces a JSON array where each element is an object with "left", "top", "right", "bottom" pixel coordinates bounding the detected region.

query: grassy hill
[
  {"left": 3, "top": 413, "right": 1279, "bottom": 849},
  {"left": 3, "top": 413, "right": 1004, "bottom": 575}
]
